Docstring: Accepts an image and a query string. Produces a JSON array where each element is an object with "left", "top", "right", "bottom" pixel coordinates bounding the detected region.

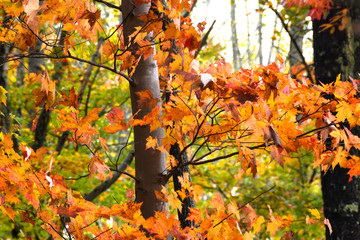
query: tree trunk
[
  {"left": 288, "top": 22, "right": 305, "bottom": 79},
  {"left": 257, "top": 0, "right": 263, "bottom": 65},
  {"left": 122, "top": 0, "right": 168, "bottom": 219},
  {"left": 170, "top": 143, "right": 195, "bottom": 228},
  {"left": 0, "top": 43, "right": 10, "bottom": 134},
  {"left": 244, "top": 0, "right": 251, "bottom": 63},
  {"left": 230, "top": 0, "right": 241, "bottom": 70},
  {"left": 313, "top": 4, "right": 360, "bottom": 239}
]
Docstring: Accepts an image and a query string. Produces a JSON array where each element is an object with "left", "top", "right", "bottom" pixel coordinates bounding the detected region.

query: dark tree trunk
[
  {"left": 313, "top": 4, "right": 360, "bottom": 239},
  {"left": 170, "top": 143, "right": 195, "bottom": 228}
]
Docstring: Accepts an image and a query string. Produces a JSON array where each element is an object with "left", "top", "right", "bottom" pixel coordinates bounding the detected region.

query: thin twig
[
  {"left": 4, "top": 53, "right": 134, "bottom": 85},
  {"left": 92, "top": 0, "right": 121, "bottom": 10}
]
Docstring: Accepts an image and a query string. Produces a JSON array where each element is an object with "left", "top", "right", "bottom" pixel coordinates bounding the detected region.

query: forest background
[{"left": 0, "top": 0, "right": 359, "bottom": 239}]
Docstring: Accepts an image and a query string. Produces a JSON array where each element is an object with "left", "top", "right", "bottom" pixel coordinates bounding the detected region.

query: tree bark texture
[
  {"left": 0, "top": 43, "right": 10, "bottom": 134},
  {"left": 313, "top": 4, "right": 360, "bottom": 239},
  {"left": 122, "top": 0, "right": 168, "bottom": 219},
  {"left": 170, "top": 143, "right": 195, "bottom": 228}
]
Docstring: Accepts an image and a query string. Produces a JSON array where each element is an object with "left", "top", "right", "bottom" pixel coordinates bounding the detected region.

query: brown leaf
[{"left": 80, "top": 9, "right": 101, "bottom": 30}]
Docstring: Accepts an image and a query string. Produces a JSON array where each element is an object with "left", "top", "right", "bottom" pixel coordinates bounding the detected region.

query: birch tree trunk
[{"left": 230, "top": 0, "right": 241, "bottom": 70}]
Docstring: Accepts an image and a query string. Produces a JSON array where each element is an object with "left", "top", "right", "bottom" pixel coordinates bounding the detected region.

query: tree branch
[
  {"left": 3, "top": 52, "right": 134, "bottom": 85},
  {"left": 92, "top": 0, "right": 121, "bottom": 10},
  {"left": 194, "top": 20, "right": 216, "bottom": 59},
  {"left": 269, "top": 5, "right": 314, "bottom": 83},
  {"left": 213, "top": 185, "right": 276, "bottom": 228}
]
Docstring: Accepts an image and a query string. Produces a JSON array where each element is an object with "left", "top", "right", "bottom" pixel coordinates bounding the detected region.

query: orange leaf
[
  {"left": 89, "top": 155, "right": 112, "bottom": 179},
  {"left": 187, "top": 207, "right": 202, "bottom": 224},
  {"left": 146, "top": 136, "right": 158, "bottom": 150},
  {"left": 136, "top": 89, "right": 159, "bottom": 109},
  {"left": 80, "top": 9, "right": 101, "bottom": 30},
  {"left": 104, "top": 105, "right": 128, "bottom": 134},
  {"left": 99, "top": 137, "right": 109, "bottom": 152},
  {"left": 58, "top": 87, "right": 80, "bottom": 109}
]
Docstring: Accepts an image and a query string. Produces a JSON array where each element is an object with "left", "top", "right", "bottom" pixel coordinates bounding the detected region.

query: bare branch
[
  {"left": 3, "top": 52, "right": 134, "bottom": 85},
  {"left": 92, "top": 0, "right": 121, "bottom": 10},
  {"left": 194, "top": 20, "right": 216, "bottom": 59}
]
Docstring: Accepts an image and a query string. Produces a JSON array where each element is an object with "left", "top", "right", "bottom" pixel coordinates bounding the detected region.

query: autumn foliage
[{"left": 0, "top": 0, "right": 357, "bottom": 239}]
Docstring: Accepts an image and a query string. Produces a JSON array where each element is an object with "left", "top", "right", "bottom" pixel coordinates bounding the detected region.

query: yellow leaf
[
  {"left": 309, "top": 208, "right": 321, "bottom": 219},
  {"left": 146, "top": 136, "right": 158, "bottom": 150},
  {"left": 267, "top": 221, "right": 279, "bottom": 237},
  {"left": 0, "top": 86, "right": 8, "bottom": 106},
  {"left": 227, "top": 202, "right": 240, "bottom": 220},
  {"left": 253, "top": 216, "right": 265, "bottom": 234}
]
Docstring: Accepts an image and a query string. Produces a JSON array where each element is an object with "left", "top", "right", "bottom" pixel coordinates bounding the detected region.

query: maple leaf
[
  {"left": 252, "top": 216, "right": 265, "bottom": 234},
  {"left": 31, "top": 114, "right": 39, "bottom": 131},
  {"left": 227, "top": 202, "right": 240, "bottom": 220},
  {"left": 80, "top": 9, "right": 101, "bottom": 30},
  {"left": 187, "top": 207, "right": 202, "bottom": 224},
  {"left": 58, "top": 87, "right": 80, "bottom": 109},
  {"left": 0, "top": 205, "right": 16, "bottom": 221},
  {"left": 136, "top": 89, "right": 159, "bottom": 109},
  {"left": 267, "top": 205, "right": 285, "bottom": 237},
  {"left": 0, "top": 86, "right": 8, "bottom": 106},
  {"left": 89, "top": 155, "right": 112, "bottom": 180},
  {"left": 238, "top": 147, "right": 257, "bottom": 177},
  {"left": 210, "top": 192, "right": 225, "bottom": 211},
  {"left": 132, "top": 107, "right": 161, "bottom": 132},
  {"left": 168, "top": 191, "right": 183, "bottom": 212},
  {"left": 155, "top": 185, "right": 169, "bottom": 202},
  {"left": 262, "top": 68, "right": 279, "bottom": 101},
  {"left": 57, "top": 206, "right": 85, "bottom": 218},
  {"left": 104, "top": 105, "right": 128, "bottom": 134},
  {"left": 146, "top": 136, "right": 158, "bottom": 150},
  {"left": 226, "top": 81, "right": 259, "bottom": 104},
  {"left": 24, "top": 0, "right": 40, "bottom": 31},
  {"left": 264, "top": 124, "right": 284, "bottom": 153},
  {"left": 344, "top": 127, "right": 360, "bottom": 151},
  {"left": 32, "top": 71, "right": 56, "bottom": 109},
  {"left": 164, "top": 22, "right": 180, "bottom": 39},
  {"left": 336, "top": 102, "right": 356, "bottom": 128},
  {"left": 26, "top": 188, "right": 40, "bottom": 210},
  {"left": 126, "top": 189, "right": 135, "bottom": 199},
  {"left": 99, "top": 136, "right": 109, "bottom": 152}
]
